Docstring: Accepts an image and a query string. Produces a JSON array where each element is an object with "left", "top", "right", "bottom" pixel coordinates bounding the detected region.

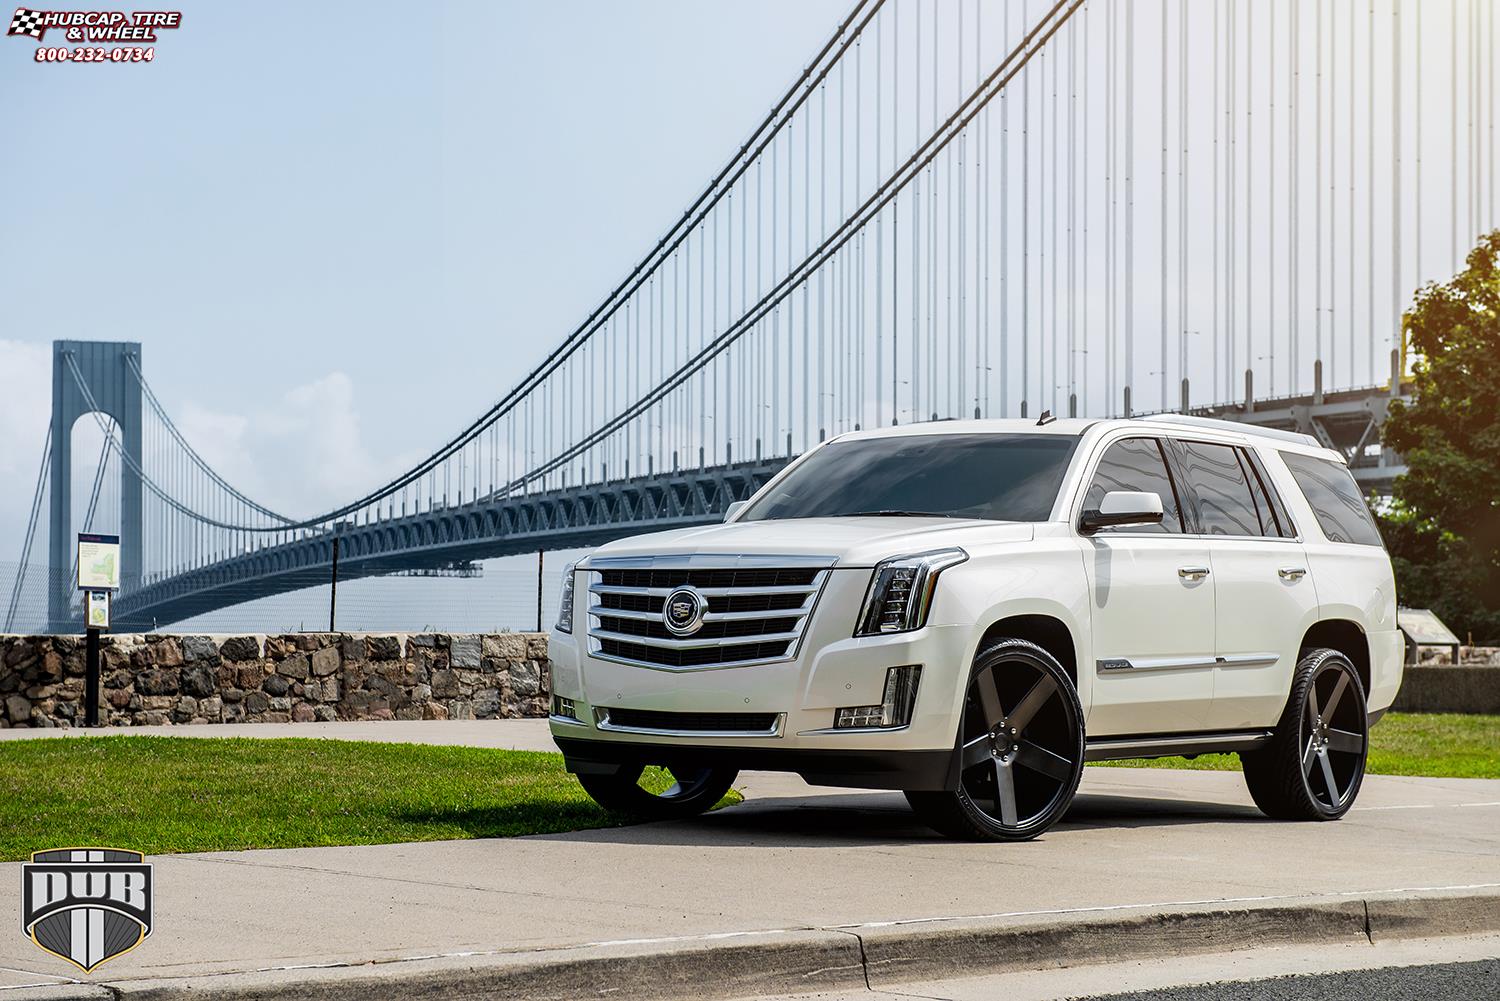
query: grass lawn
[
  {"left": 1097, "top": 712, "right": 1500, "bottom": 779},
  {"left": 0, "top": 736, "right": 740, "bottom": 862}
]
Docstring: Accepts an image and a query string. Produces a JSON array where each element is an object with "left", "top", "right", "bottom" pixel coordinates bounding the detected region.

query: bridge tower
[{"left": 48, "top": 340, "right": 144, "bottom": 631}]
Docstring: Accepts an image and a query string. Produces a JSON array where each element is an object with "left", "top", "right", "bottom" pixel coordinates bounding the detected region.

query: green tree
[{"left": 1380, "top": 230, "right": 1500, "bottom": 643}]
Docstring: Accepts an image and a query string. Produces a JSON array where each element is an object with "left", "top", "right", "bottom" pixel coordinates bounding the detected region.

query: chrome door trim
[
  {"left": 1098, "top": 652, "right": 1280, "bottom": 673},
  {"left": 1216, "top": 652, "right": 1281, "bottom": 669},
  {"left": 1097, "top": 655, "right": 1219, "bottom": 673}
]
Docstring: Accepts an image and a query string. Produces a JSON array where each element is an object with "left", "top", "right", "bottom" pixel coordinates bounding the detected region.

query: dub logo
[{"left": 21, "top": 849, "right": 152, "bottom": 973}]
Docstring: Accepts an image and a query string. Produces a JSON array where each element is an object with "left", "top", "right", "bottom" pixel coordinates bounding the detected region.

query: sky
[
  {"left": 0, "top": 0, "right": 844, "bottom": 585},
  {"left": 1, "top": 0, "right": 1489, "bottom": 632}
]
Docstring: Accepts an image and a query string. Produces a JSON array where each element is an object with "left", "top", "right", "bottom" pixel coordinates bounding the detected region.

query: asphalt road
[{"left": 1085, "top": 959, "right": 1500, "bottom": 1000}]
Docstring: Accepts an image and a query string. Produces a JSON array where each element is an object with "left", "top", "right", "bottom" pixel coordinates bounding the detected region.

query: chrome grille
[{"left": 586, "top": 556, "right": 833, "bottom": 670}]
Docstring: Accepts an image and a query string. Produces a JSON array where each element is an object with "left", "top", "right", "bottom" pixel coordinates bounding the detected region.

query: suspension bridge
[{"left": 6, "top": 0, "right": 1496, "bottom": 634}]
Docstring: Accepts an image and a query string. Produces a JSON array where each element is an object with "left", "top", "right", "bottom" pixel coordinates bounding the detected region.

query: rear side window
[
  {"left": 1280, "top": 452, "right": 1385, "bottom": 547},
  {"left": 1172, "top": 441, "right": 1263, "bottom": 537},
  {"left": 1082, "top": 437, "right": 1185, "bottom": 533},
  {"left": 1242, "top": 447, "right": 1298, "bottom": 538}
]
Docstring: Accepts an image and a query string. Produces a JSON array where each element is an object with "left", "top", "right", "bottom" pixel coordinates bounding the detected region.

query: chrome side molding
[{"left": 1098, "top": 652, "right": 1280, "bottom": 673}]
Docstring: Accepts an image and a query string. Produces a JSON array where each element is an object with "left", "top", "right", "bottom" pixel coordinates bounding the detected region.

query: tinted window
[
  {"left": 1234, "top": 449, "right": 1274, "bottom": 536},
  {"left": 1243, "top": 447, "right": 1297, "bottom": 538},
  {"left": 1174, "top": 441, "right": 1263, "bottom": 537},
  {"left": 1280, "top": 452, "right": 1384, "bottom": 546},
  {"left": 742, "top": 433, "right": 1079, "bottom": 522},
  {"left": 1082, "top": 437, "right": 1184, "bottom": 533}
]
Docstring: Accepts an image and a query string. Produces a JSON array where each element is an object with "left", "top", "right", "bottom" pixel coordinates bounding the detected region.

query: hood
[{"left": 581, "top": 517, "right": 1035, "bottom": 568}]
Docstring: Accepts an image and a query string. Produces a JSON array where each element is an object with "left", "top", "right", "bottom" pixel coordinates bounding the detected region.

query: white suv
[{"left": 549, "top": 415, "right": 1401, "bottom": 841}]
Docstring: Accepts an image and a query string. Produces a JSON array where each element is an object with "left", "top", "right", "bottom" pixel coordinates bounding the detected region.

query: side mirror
[
  {"left": 1080, "top": 490, "right": 1165, "bottom": 534},
  {"left": 724, "top": 500, "right": 748, "bottom": 522}
]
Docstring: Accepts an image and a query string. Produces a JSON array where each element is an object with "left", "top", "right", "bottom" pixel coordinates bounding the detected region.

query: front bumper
[{"left": 548, "top": 567, "right": 972, "bottom": 790}]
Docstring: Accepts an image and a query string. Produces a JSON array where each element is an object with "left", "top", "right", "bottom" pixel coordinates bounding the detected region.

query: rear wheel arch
[{"left": 1299, "top": 619, "right": 1371, "bottom": 697}]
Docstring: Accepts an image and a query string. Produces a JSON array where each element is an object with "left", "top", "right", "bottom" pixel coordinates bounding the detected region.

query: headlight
[
  {"left": 854, "top": 548, "right": 967, "bottom": 636},
  {"left": 556, "top": 563, "right": 576, "bottom": 633}
]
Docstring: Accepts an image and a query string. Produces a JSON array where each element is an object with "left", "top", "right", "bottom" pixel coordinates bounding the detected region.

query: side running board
[{"left": 1084, "top": 730, "right": 1276, "bottom": 762}]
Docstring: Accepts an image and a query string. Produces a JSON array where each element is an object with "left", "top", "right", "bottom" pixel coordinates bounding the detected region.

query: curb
[{"left": 19, "top": 888, "right": 1500, "bottom": 1001}]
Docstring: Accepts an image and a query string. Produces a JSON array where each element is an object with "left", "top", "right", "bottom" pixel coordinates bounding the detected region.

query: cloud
[{"left": 175, "top": 370, "right": 418, "bottom": 520}]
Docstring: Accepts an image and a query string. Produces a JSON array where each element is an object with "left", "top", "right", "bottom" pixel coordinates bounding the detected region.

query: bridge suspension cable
[
  {"left": 3, "top": 423, "right": 51, "bottom": 633},
  {"left": 495, "top": 0, "right": 1085, "bottom": 491},
  {"left": 122, "top": 353, "right": 294, "bottom": 525}
]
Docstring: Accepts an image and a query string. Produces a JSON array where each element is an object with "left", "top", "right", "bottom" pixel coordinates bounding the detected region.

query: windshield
[{"left": 741, "top": 432, "right": 1079, "bottom": 522}]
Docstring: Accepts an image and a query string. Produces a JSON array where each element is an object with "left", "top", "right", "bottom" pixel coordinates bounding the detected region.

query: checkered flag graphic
[{"left": 7, "top": 8, "right": 44, "bottom": 40}]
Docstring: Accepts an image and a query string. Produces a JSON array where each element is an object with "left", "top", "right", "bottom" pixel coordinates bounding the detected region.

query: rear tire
[
  {"left": 576, "top": 765, "right": 738, "bottom": 821},
  {"left": 906, "top": 638, "right": 1085, "bottom": 842},
  {"left": 1241, "top": 648, "right": 1368, "bottom": 821}
]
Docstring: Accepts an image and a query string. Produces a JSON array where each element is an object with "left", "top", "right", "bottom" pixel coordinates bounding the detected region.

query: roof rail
[{"left": 1134, "top": 413, "right": 1320, "bottom": 448}]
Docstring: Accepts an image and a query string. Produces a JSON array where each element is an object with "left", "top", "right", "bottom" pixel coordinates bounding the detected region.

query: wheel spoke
[
  {"left": 961, "top": 733, "right": 993, "bottom": 769},
  {"left": 1014, "top": 740, "right": 1073, "bottom": 783},
  {"left": 1326, "top": 727, "right": 1364, "bottom": 754},
  {"left": 1305, "top": 685, "right": 1322, "bottom": 734},
  {"left": 1008, "top": 674, "right": 1058, "bottom": 733},
  {"left": 1317, "top": 749, "right": 1342, "bottom": 803},
  {"left": 975, "top": 668, "right": 1006, "bottom": 727},
  {"left": 1302, "top": 735, "right": 1320, "bottom": 776},
  {"left": 1322, "top": 672, "right": 1351, "bottom": 720},
  {"left": 993, "top": 760, "right": 1019, "bottom": 826}
]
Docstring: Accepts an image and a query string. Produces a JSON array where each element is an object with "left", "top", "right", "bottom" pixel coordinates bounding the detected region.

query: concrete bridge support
[{"left": 48, "top": 340, "right": 144, "bottom": 631}]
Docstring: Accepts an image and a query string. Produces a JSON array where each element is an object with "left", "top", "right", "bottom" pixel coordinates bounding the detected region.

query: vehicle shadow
[{"left": 518, "top": 786, "right": 1271, "bottom": 849}]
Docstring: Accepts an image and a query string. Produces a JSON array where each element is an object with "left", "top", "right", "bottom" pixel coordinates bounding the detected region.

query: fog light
[
  {"left": 834, "top": 666, "right": 921, "bottom": 729},
  {"left": 552, "top": 695, "right": 578, "bottom": 721}
]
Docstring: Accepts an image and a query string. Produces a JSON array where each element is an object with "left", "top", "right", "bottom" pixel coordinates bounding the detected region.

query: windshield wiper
[{"left": 844, "top": 510, "right": 964, "bottom": 519}]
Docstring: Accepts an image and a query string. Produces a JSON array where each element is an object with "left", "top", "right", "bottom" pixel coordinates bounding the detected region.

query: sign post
[{"left": 76, "top": 533, "right": 121, "bottom": 728}]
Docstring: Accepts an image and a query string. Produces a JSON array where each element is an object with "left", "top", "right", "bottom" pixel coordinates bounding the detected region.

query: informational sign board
[
  {"left": 76, "top": 533, "right": 121, "bottom": 592},
  {"left": 84, "top": 590, "right": 110, "bottom": 630},
  {"left": 1397, "top": 607, "right": 1462, "bottom": 647}
]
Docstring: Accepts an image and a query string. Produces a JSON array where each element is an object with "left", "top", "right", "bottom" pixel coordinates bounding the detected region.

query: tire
[
  {"left": 1240, "top": 648, "right": 1369, "bottom": 821},
  {"left": 576, "top": 765, "right": 738, "bottom": 822},
  {"left": 906, "top": 638, "right": 1085, "bottom": 842}
]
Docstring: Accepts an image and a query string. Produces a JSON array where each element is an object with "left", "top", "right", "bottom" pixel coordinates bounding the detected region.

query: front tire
[
  {"left": 577, "top": 765, "right": 738, "bottom": 821},
  {"left": 1241, "top": 648, "right": 1369, "bottom": 821},
  {"left": 907, "top": 638, "right": 1085, "bottom": 842}
]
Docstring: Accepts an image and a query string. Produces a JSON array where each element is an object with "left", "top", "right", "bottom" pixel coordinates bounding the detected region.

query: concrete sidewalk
[{"left": 2, "top": 721, "right": 1498, "bottom": 999}]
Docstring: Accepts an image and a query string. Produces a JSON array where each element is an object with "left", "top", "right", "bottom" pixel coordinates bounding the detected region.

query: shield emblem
[
  {"left": 21, "top": 849, "right": 152, "bottom": 973},
  {"left": 662, "top": 586, "right": 705, "bottom": 636}
]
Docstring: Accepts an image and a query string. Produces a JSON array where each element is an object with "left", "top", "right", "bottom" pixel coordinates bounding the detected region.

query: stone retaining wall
[
  {"left": 1390, "top": 666, "right": 1500, "bottom": 715},
  {"left": 1413, "top": 646, "right": 1500, "bottom": 666},
  {"left": 0, "top": 633, "right": 550, "bottom": 728}
]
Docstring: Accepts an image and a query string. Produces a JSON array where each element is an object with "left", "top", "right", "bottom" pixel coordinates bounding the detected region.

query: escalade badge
[{"left": 662, "top": 586, "right": 706, "bottom": 636}]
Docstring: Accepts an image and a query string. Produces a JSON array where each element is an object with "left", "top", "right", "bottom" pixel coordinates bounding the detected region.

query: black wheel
[
  {"left": 1241, "top": 648, "right": 1369, "bottom": 821},
  {"left": 906, "top": 638, "right": 1085, "bottom": 842},
  {"left": 576, "top": 765, "right": 738, "bottom": 821}
]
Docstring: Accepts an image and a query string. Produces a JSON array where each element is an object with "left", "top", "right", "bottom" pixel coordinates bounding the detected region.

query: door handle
[
  {"left": 1278, "top": 566, "right": 1307, "bottom": 581},
  {"left": 1177, "top": 566, "right": 1211, "bottom": 581}
]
